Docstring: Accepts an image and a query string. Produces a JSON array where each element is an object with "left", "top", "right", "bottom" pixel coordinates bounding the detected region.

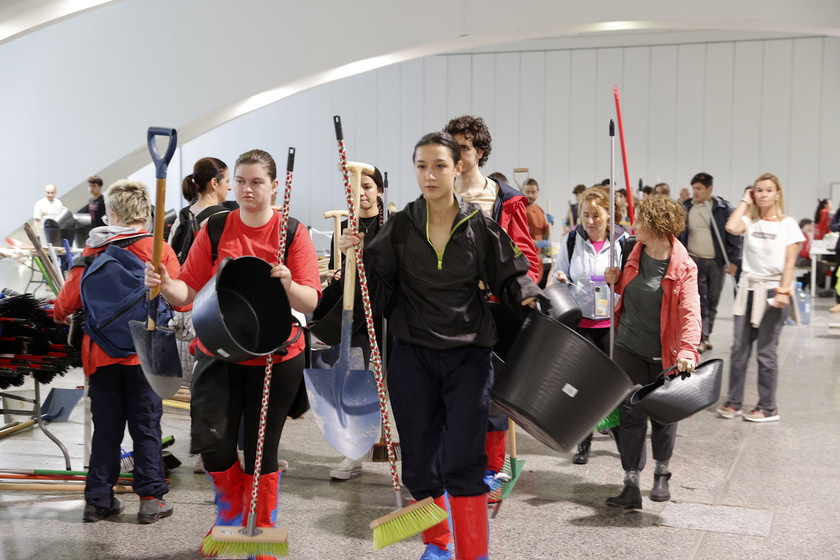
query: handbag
[{"left": 630, "top": 359, "right": 724, "bottom": 425}]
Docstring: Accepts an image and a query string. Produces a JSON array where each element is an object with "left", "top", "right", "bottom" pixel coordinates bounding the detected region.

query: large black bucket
[
  {"left": 542, "top": 282, "right": 582, "bottom": 327},
  {"left": 43, "top": 207, "right": 77, "bottom": 246},
  {"left": 491, "top": 310, "right": 632, "bottom": 453},
  {"left": 193, "top": 256, "right": 292, "bottom": 362}
]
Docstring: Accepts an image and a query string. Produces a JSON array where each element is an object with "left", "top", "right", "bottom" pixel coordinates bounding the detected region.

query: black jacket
[
  {"left": 680, "top": 196, "right": 742, "bottom": 267},
  {"left": 364, "top": 195, "right": 542, "bottom": 350}
]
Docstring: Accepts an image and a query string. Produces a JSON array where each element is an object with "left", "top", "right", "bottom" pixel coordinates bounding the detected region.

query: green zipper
[{"left": 425, "top": 202, "right": 479, "bottom": 270}]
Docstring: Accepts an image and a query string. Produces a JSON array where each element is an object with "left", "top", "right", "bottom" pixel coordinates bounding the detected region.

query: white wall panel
[
  {"left": 789, "top": 37, "right": 823, "bottom": 219},
  {"left": 375, "top": 65, "right": 403, "bottom": 209},
  {"left": 490, "top": 53, "right": 521, "bottom": 176},
  {"left": 518, "top": 51, "right": 547, "bottom": 185},
  {"left": 759, "top": 40, "right": 794, "bottom": 182},
  {"left": 648, "top": 46, "right": 679, "bottom": 186},
  {"left": 730, "top": 41, "right": 764, "bottom": 188},
  {"left": 399, "top": 58, "right": 425, "bottom": 208},
  {"left": 543, "top": 50, "right": 572, "bottom": 210},
  {"left": 819, "top": 38, "right": 840, "bottom": 206},
  {"left": 446, "top": 55, "right": 473, "bottom": 119},
  {"left": 703, "top": 42, "right": 735, "bottom": 200},
  {"left": 674, "top": 44, "right": 706, "bottom": 189},
  {"left": 621, "top": 47, "right": 651, "bottom": 197},
  {"left": 423, "top": 56, "right": 449, "bottom": 135},
  {"left": 569, "top": 50, "right": 598, "bottom": 183},
  {"left": 471, "top": 54, "right": 496, "bottom": 128},
  {"left": 595, "top": 48, "right": 624, "bottom": 185}
]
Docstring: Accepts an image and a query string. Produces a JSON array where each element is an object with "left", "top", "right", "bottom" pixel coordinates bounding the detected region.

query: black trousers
[
  {"left": 193, "top": 352, "right": 304, "bottom": 475},
  {"left": 614, "top": 346, "right": 677, "bottom": 472},
  {"left": 86, "top": 363, "right": 167, "bottom": 507},
  {"left": 388, "top": 339, "right": 492, "bottom": 499}
]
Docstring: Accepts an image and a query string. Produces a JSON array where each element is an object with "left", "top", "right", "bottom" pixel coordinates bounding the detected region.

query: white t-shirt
[
  {"left": 33, "top": 197, "right": 64, "bottom": 220},
  {"left": 740, "top": 215, "right": 804, "bottom": 288}
]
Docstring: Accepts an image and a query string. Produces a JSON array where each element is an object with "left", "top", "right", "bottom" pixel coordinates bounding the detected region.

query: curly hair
[
  {"left": 443, "top": 115, "right": 492, "bottom": 167},
  {"left": 635, "top": 196, "right": 686, "bottom": 239}
]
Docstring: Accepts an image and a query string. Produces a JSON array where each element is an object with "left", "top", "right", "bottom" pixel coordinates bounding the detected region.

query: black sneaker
[{"left": 83, "top": 497, "right": 124, "bottom": 522}]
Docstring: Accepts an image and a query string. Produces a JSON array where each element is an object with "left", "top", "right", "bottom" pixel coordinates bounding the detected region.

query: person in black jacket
[
  {"left": 678, "top": 172, "right": 742, "bottom": 353},
  {"left": 340, "top": 132, "right": 541, "bottom": 560}
]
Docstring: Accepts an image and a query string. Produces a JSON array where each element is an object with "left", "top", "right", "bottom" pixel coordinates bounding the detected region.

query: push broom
[
  {"left": 331, "top": 116, "right": 447, "bottom": 549},
  {"left": 200, "top": 147, "right": 297, "bottom": 559}
]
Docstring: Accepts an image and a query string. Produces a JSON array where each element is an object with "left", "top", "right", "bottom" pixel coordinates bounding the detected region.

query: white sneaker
[
  {"left": 329, "top": 457, "right": 362, "bottom": 480},
  {"left": 192, "top": 455, "right": 205, "bottom": 474}
]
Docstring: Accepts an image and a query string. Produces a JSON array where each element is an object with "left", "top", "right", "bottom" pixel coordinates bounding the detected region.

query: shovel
[
  {"left": 304, "top": 159, "right": 379, "bottom": 461},
  {"left": 129, "top": 127, "right": 181, "bottom": 399}
]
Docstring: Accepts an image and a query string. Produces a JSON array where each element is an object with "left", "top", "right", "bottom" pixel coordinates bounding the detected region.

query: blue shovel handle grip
[{"left": 147, "top": 127, "right": 178, "bottom": 179}]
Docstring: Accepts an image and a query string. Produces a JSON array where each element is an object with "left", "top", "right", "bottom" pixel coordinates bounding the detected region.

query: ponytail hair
[{"left": 181, "top": 157, "right": 227, "bottom": 202}]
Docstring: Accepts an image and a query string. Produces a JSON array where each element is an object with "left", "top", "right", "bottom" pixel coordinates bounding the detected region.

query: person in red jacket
[
  {"left": 54, "top": 179, "right": 181, "bottom": 524},
  {"left": 604, "top": 196, "right": 701, "bottom": 509},
  {"left": 443, "top": 115, "right": 541, "bottom": 508}
]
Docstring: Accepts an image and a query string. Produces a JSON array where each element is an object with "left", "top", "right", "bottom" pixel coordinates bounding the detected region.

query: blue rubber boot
[{"left": 420, "top": 495, "right": 452, "bottom": 559}]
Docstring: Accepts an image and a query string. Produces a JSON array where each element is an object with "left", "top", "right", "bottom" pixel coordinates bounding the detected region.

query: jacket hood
[{"left": 86, "top": 226, "right": 147, "bottom": 248}]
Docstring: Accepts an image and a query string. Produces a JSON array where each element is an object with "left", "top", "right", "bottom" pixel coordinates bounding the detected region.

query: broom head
[
  {"left": 202, "top": 526, "right": 289, "bottom": 558},
  {"left": 595, "top": 407, "right": 620, "bottom": 431},
  {"left": 369, "top": 496, "right": 447, "bottom": 550}
]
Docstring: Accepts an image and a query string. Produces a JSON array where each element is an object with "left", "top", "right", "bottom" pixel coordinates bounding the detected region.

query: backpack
[
  {"left": 170, "top": 205, "right": 229, "bottom": 264},
  {"left": 205, "top": 211, "right": 299, "bottom": 265},
  {"left": 76, "top": 236, "right": 174, "bottom": 358},
  {"left": 566, "top": 229, "right": 636, "bottom": 270}
]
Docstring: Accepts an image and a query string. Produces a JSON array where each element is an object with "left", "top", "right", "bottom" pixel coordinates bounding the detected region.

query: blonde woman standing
[{"left": 717, "top": 173, "right": 804, "bottom": 423}]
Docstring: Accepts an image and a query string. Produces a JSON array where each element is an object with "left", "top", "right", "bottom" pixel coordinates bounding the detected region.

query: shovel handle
[
  {"left": 334, "top": 115, "right": 344, "bottom": 142},
  {"left": 146, "top": 127, "right": 177, "bottom": 307},
  {"left": 147, "top": 127, "right": 178, "bottom": 179}
]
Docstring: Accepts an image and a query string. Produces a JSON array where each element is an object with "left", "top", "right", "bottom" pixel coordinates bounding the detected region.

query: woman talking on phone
[{"left": 717, "top": 173, "right": 803, "bottom": 423}]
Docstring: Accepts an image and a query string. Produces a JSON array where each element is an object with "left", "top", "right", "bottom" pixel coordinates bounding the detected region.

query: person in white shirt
[
  {"left": 32, "top": 184, "right": 64, "bottom": 235},
  {"left": 718, "top": 173, "right": 804, "bottom": 423}
]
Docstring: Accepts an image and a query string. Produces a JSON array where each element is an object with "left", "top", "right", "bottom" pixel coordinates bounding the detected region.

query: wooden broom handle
[{"left": 508, "top": 418, "right": 517, "bottom": 459}]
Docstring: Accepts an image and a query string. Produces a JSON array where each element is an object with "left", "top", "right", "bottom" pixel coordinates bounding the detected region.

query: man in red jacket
[{"left": 443, "top": 115, "right": 541, "bottom": 512}]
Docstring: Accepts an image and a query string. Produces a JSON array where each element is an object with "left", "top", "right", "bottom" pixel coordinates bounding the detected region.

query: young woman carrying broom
[{"left": 341, "top": 132, "right": 541, "bottom": 559}]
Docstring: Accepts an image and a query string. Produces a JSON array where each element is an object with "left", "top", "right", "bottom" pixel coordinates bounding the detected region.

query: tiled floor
[{"left": 1, "top": 262, "right": 839, "bottom": 559}]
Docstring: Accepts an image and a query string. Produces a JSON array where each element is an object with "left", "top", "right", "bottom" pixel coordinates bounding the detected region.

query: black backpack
[
  {"left": 205, "top": 211, "right": 299, "bottom": 265},
  {"left": 170, "top": 205, "right": 229, "bottom": 264}
]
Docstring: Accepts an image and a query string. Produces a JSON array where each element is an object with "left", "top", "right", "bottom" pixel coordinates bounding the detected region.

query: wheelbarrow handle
[
  {"left": 147, "top": 127, "right": 178, "bottom": 179},
  {"left": 333, "top": 115, "right": 344, "bottom": 142}
]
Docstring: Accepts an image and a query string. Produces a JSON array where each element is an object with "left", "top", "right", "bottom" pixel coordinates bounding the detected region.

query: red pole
[{"left": 613, "top": 86, "right": 634, "bottom": 225}]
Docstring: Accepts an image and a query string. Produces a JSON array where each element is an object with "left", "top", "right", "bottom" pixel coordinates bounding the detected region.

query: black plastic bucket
[
  {"left": 193, "top": 256, "right": 292, "bottom": 362},
  {"left": 491, "top": 309, "right": 632, "bottom": 452},
  {"left": 542, "top": 282, "right": 582, "bottom": 327}
]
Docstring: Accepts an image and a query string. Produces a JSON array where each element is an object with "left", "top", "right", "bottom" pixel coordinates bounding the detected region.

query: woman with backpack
[
  {"left": 54, "top": 180, "right": 180, "bottom": 524},
  {"left": 145, "top": 149, "right": 321, "bottom": 558},
  {"left": 340, "top": 132, "right": 541, "bottom": 560},
  {"left": 552, "top": 186, "right": 630, "bottom": 465}
]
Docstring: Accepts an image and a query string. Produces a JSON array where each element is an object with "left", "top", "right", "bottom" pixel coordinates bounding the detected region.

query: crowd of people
[{"left": 38, "top": 112, "right": 838, "bottom": 560}]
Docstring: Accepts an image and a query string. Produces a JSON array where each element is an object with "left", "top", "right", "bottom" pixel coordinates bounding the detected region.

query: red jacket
[
  {"left": 490, "top": 178, "right": 541, "bottom": 283},
  {"left": 613, "top": 236, "right": 701, "bottom": 369}
]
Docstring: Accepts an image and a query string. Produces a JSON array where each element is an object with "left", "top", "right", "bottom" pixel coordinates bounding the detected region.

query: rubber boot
[
  {"left": 420, "top": 495, "right": 453, "bottom": 559},
  {"left": 650, "top": 461, "right": 671, "bottom": 502},
  {"left": 242, "top": 470, "right": 282, "bottom": 560},
  {"left": 450, "top": 495, "right": 489, "bottom": 560},
  {"left": 605, "top": 470, "right": 642, "bottom": 509},
  {"left": 200, "top": 461, "right": 246, "bottom": 558},
  {"left": 572, "top": 433, "right": 592, "bottom": 464},
  {"left": 484, "top": 430, "right": 506, "bottom": 474}
]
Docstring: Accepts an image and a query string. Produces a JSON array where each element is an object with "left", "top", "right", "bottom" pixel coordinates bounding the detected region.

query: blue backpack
[{"left": 76, "top": 235, "right": 174, "bottom": 358}]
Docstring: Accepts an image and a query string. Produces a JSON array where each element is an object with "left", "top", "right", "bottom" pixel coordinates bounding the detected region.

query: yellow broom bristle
[
  {"left": 370, "top": 498, "right": 448, "bottom": 550},
  {"left": 201, "top": 527, "right": 289, "bottom": 557}
]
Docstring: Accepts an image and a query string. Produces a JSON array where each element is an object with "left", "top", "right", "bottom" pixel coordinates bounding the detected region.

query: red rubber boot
[
  {"left": 450, "top": 495, "right": 489, "bottom": 560},
  {"left": 200, "top": 461, "right": 246, "bottom": 558},
  {"left": 243, "top": 470, "right": 282, "bottom": 560}
]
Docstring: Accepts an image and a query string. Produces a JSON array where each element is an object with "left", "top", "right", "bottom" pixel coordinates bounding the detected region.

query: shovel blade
[
  {"left": 303, "top": 365, "right": 380, "bottom": 460},
  {"left": 129, "top": 320, "right": 182, "bottom": 399}
]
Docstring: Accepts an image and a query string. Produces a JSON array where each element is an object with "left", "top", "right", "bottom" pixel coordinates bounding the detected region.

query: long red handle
[{"left": 613, "top": 86, "right": 635, "bottom": 225}]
